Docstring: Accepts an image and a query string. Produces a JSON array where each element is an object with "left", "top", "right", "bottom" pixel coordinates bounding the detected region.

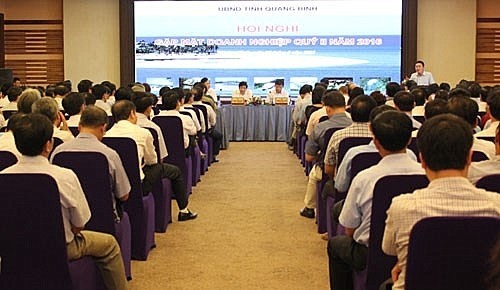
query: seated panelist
[{"left": 232, "top": 81, "right": 252, "bottom": 102}]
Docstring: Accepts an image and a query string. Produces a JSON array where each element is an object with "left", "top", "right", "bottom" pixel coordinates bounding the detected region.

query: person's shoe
[
  {"left": 300, "top": 207, "right": 315, "bottom": 219},
  {"left": 178, "top": 210, "right": 198, "bottom": 221},
  {"left": 200, "top": 153, "right": 207, "bottom": 159},
  {"left": 212, "top": 158, "right": 219, "bottom": 163}
]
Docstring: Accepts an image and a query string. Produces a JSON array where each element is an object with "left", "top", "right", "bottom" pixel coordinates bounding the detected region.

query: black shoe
[
  {"left": 178, "top": 210, "right": 198, "bottom": 221},
  {"left": 300, "top": 207, "right": 315, "bottom": 219},
  {"left": 212, "top": 158, "right": 219, "bottom": 163}
]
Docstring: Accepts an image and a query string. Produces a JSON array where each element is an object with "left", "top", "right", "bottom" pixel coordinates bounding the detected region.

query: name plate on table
[
  {"left": 231, "top": 97, "right": 245, "bottom": 105},
  {"left": 275, "top": 97, "right": 289, "bottom": 105}
]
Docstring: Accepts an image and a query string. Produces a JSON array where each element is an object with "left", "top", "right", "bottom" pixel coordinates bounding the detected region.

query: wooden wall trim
[
  {"left": 4, "top": 20, "right": 63, "bottom": 25},
  {"left": 402, "top": 0, "right": 417, "bottom": 79},
  {"left": 477, "top": 18, "right": 500, "bottom": 23},
  {"left": 0, "top": 14, "right": 5, "bottom": 68}
]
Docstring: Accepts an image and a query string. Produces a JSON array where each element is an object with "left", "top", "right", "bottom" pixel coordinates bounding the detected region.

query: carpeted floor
[{"left": 128, "top": 142, "right": 329, "bottom": 289}]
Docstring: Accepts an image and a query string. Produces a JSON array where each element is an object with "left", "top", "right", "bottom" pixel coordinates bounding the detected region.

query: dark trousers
[
  {"left": 327, "top": 237, "right": 368, "bottom": 290},
  {"left": 142, "top": 163, "right": 188, "bottom": 210},
  {"left": 327, "top": 198, "right": 368, "bottom": 290},
  {"left": 209, "top": 128, "right": 222, "bottom": 157}
]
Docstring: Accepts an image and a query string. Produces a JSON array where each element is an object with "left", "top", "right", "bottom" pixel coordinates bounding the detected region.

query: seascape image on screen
[
  {"left": 179, "top": 77, "right": 203, "bottom": 89},
  {"left": 215, "top": 77, "right": 248, "bottom": 98},
  {"left": 146, "top": 77, "right": 175, "bottom": 95},
  {"left": 134, "top": 0, "right": 402, "bottom": 98},
  {"left": 323, "top": 77, "right": 354, "bottom": 90},
  {"left": 360, "top": 77, "right": 391, "bottom": 94},
  {"left": 289, "top": 77, "right": 318, "bottom": 95},
  {"left": 253, "top": 77, "right": 285, "bottom": 96}
]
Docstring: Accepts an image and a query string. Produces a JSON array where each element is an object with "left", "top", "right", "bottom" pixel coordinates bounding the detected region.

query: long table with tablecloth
[{"left": 217, "top": 105, "right": 293, "bottom": 143}]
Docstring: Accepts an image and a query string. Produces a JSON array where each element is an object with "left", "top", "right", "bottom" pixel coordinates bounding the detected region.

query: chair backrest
[
  {"left": 349, "top": 152, "right": 381, "bottom": 183},
  {"left": 184, "top": 106, "right": 202, "bottom": 124},
  {"left": 365, "top": 174, "right": 429, "bottom": 290},
  {"left": 107, "top": 116, "right": 116, "bottom": 131},
  {"left": 52, "top": 151, "right": 116, "bottom": 235},
  {"left": 317, "top": 127, "right": 343, "bottom": 163},
  {"left": 2, "top": 110, "right": 16, "bottom": 120},
  {"left": 145, "top": 127, "right": 161, "bottom": 163},
  {"left": 407, "top": 137, "right": 419, "bottom": 161},
  {"left": 337, "top": 137, "right": 372, "bottom": 169},
  {"left": 304, "top": 105, "right": 321, "bottom": 121},
  {"left": 477, "top": 136, "right": 495, "bottom": 143},
  {"left": 0, "top": 173, "right": 72, "bottom": 289},
  {"left": 472, "top": 150, "right": 489, "bottom": 162},
  {"left": 152, "top": 116, "right": 186, "bottom": 172},
  {"left": 179, "top": 110, "right": 192, "bottom": 119},
  {"left": 102, "top": 137, "right": 146, "bottom": 257},
  {"left": 0, "top": 150, "right": 17, "bottom": 171},
  {"left": 68, "top": 126, "right": 79, "bottom": 137},
  {"left": 193, "top": 104, "right": 209, "bottom": 132},
  {"left": 476, "top": 174, "right": 500, "bottom": 193},
  {"left": 413, "top": 115, "right": 425, "bottom": 124},
  {"left": 319, "top": 115, "right": 329, "bottom": 123},
  {"left": 405, "top": 216, "right": 500, "bottom": 290},
  {"left": 48, "top": 137, "right": 64, "bottom": 159}
]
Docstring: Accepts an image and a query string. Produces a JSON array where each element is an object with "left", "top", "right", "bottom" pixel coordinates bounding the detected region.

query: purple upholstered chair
[
  {"left": 405, "top": 216, "right": 500, "bottom": 290},
  {"left": 179, "top": 111, "right": 202, "bottom": 185},
  {"left": 152, "top": 115, "right": 193, "bottom": 195},
  {"left": 326, "top": 152, "right": 381, "bottom": 239},
  {"left": 472, "top": 150, "right": 489, "bottom": 162},
  {"left": 0, "top": 173, "right": 105, "bottom": 290},
  {"left": 69, "top": 126, "right": 79, "bottom": 137},
  {"left": 0, "top": 150, "right": 17, "bottom": 171},
  {"left": 145, "top": 127, "right": 174, "bottom": 233},
  {"left": 2, "top": 110, "right": 16, "bottom": 120},
  {"left": 52, "top": 151, "right": 132, "bottom": 279},
  {"left": 316, "top": 127, "right": 345, "bottom": 234},
  {"left": 355, "top": 174, "right": 428, "bottom": 290},
  {"left": 407, "top": 137, "right": 419, "bottom": 161},
  {"left": 193, "top": 104, "right": 213, "bottom": 166},
  {"left": 477, "top": 136, "right": 495, "bottom": 143},
  {"left": 102, "top": 137, "right": 156, "bottom": 261},
  {"left": 184, "top": 106, "right": 208, "bottom": 174},
  {"left": 476, "top": 173, "right": 500, "bottom": 193}
]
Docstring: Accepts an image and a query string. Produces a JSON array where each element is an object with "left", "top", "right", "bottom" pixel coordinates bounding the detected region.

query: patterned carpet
[{"left": 128, "top": 142, "right": 329, "bottom": 289}]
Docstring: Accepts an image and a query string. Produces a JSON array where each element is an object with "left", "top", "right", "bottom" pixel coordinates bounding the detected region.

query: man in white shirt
[
  {"left": 2, "top": 113, "right": 127, "bottom": 290},
  {"left": 476, "top": 92, "right": 500, "bottom": 138},
  {"left": 305, "top": 86, "right": 327, "bottom": 136},
  {"left": 201, "top": 77, "right": 217, "bottom": 101},
  {"left": 448, "top": 95, "right": 496, "bottom": 158},
  {"left": 409, "top": 60, "right": 435, "bottom": 85},
  {"left": 32, "top": 97, "right": 74, "bottom": 142},
  {"left": 179, "top": 90, "right": 202, "bottom": 133},
  {"left": 468, "top": 123, "right": 500, "bottom": 184},
  {"left": 192, "top": 85, "right": 223, "bottom": 162},
  {"left": 93, "top": 84, "right": 112, "bottom": 115},
  {"left": 232, "top": 81, "right": 253, "bottom": 102},
  {"left": 381, "top": 114, "right": 500, "bottom": 290},
  {"left": 267, "top": 79, "right": 289, "bottom": 105},
  {"left": 1, "top": 86, "right": 22, "bottom": 112},
  {"left": 328, "top": 111, "right": 424, "bottom": 290},
  {"left": 53, "top": 84, "right": 70, "bottom": 111},
  {"left": 0, "top": 112, "right": 24, "bottom": 158},
  {"left": 62, "top": 92, "right": 85, "bottom": 128},
  {"left": 106, "top": 100, "right": 197, "bottom": 221},
  {"left": 393, "top": 91, "right": 422, "bottom": 129},
  {"left": 133, "top": 93, "right": 168, "bottom": 160},
  {"left": 158, "top": 91, "right": 197, "bottom": 150}
]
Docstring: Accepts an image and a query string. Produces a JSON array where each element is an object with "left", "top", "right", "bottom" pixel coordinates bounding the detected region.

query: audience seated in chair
[
  {"left": 0, "top": 113, "right": 127, "bottom": 290},
  {"left": 299, "top": 91, "right": 352, "bottom": 219},
  {"left": 381, "top": 114, "right": 500, "bottom": 290},
  {"left": 63, "top": 92, "right": 86, "bottom": 128},
  {"left": 32, "top": 97, "right": 74, "bottom": 142},
  {"left": 476, "top": 91, "right": 500, "bottom": 138},
  {"left": 393, "top": 91, "right": 421, "bottom": 129},
  {"left": 305, "top": 86, "right": 327, "bottom": 136},
  {"left": 447, "top": 95, "right": 496, "bottom": 159},
  {"left": 0, "top": 113, "right": 25, "bottom": 158},
  {"left": 323, "top": 95, "right": 377, "bottom": 179},
  {"left": 334, "top": 105, "right": 417, "bottom": 193},
  {"left": 51, "top": 106, "right": 131, "bottom": 219},
  {"left": 327, "top": 110, "right": 423, "bottom": 290},
  {"left": 106, "top": 100, "right": 197, "bottom": 221},
  {"left": 192, "top": 84, "right": 223, "bottom": 162},
  {"left": 468, "top": 123, "right": 500, "bottom": 184}
]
